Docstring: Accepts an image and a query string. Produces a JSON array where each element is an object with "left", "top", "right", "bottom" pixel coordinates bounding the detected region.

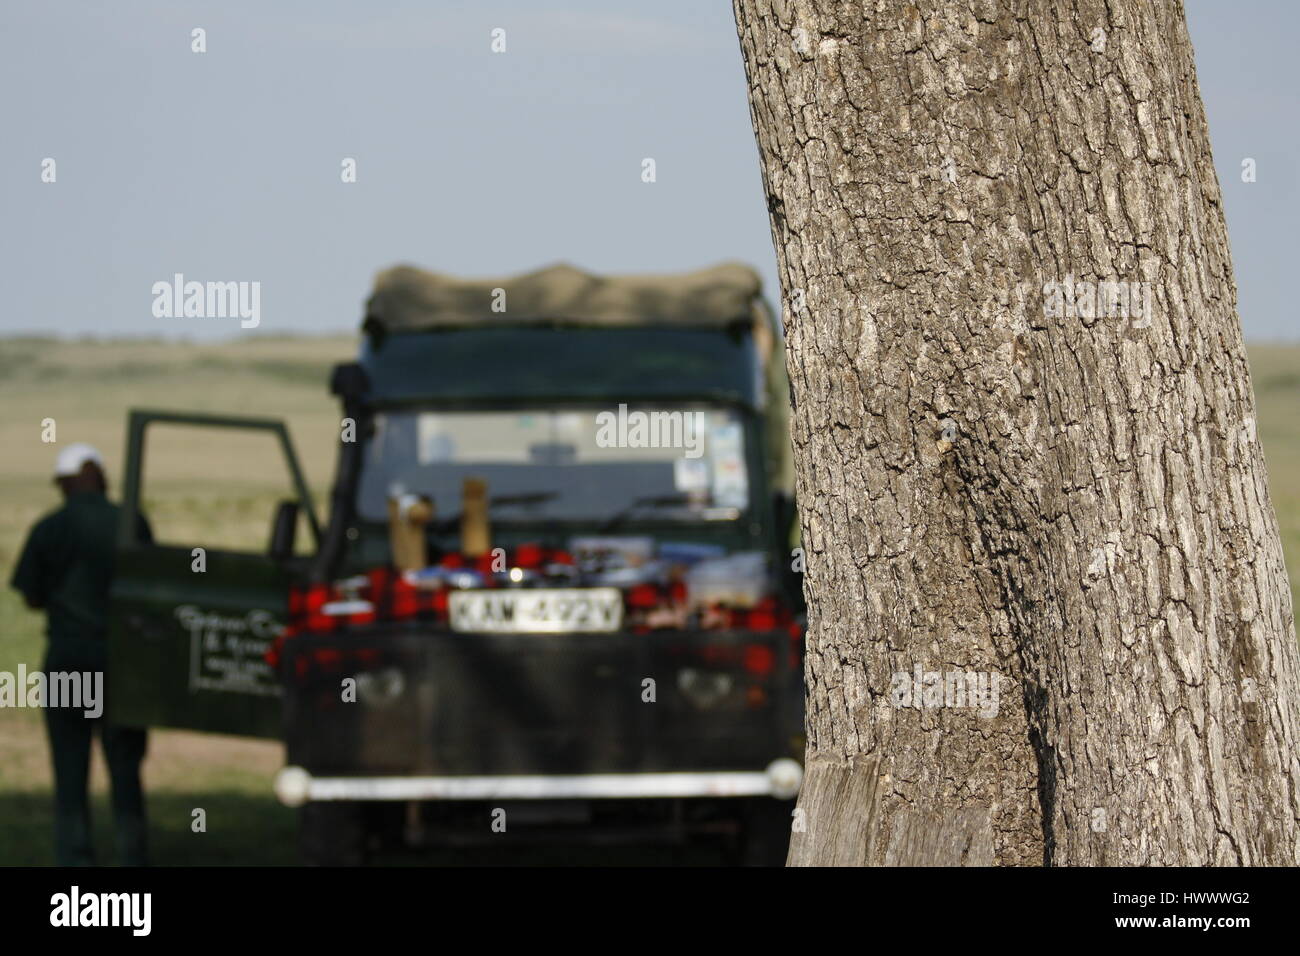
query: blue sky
[{"left": 1, "top": 1, "right": 1295, "bottom": 340}]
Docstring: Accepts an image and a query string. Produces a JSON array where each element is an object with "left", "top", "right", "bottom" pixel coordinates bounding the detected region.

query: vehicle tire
[
  {"left": 736, "top": 797, "right": 795, "bottom": 867},
  {"left": 298, "top": 801, "right": 367, "bottom": 866}
]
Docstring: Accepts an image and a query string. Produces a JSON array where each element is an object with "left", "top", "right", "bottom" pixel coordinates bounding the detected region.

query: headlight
[
  {"left": 274, "top": 766, "right": 313, "bottom": 807},
  {"left": 765, "top": 758, "right": 803, "bottom": 799},
  {"left": 677, "top": 668, "right": 734, "bottom": 708}
]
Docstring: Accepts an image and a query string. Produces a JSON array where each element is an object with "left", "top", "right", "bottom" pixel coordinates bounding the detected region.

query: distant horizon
[{"left": 5, "top": 330, "right": 1297, "bottom": 346}]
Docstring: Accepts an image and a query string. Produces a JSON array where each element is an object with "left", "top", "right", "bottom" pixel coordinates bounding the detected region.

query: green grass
[{"left": 1246, "top": 346, "right": 1300, "bottom": 615}]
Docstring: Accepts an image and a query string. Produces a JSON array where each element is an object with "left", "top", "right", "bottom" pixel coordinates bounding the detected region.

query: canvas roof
[{"left": 363, "top": 262, "right": 767, "bottom": 334}]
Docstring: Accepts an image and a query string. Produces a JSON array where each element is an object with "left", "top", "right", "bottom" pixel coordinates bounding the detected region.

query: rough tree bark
[{"left": 734, "top": 0, "right": 1300, "bottom": 865}]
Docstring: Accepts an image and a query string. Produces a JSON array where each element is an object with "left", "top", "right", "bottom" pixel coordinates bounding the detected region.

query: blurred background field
[
  {"left": 1, "top": 335, "right": 1298, "bottom": 865},
  {"left": 0, "top": 334, "right": 354, "bottom": 866}
]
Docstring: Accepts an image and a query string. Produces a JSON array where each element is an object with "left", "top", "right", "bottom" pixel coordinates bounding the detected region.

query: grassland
[
  {"left": 1, "top": 335, "right": 1298, "bottom": 865},
  {"left": 1248, "top": 346, "right": 1300, "bottom": 610}
]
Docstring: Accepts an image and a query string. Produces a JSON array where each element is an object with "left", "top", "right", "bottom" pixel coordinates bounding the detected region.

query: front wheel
[
  {"left": 298, "top": 801, "right": 367, "bottom": 866},
  {"left": 735, "top": 797, "right": 796, "bottom": 867}
]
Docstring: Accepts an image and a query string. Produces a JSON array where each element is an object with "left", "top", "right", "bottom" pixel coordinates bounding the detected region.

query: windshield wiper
[{"left": 599, "top": 494, "right": 693, "bottom": 533}]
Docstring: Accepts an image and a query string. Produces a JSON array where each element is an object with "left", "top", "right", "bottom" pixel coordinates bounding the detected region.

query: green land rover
[{"left": 107, "top": 262, "right": 806, "bottom": 864}]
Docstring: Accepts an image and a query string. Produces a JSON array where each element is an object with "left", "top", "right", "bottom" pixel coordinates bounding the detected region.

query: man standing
[{"left": 10, "top": 443, "right": 149, "bottom": 866}]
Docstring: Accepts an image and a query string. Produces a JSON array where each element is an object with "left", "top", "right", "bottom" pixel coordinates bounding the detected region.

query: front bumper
[
  {"left": 274, "top": 760, "right": 804, "bottom": 806},
  {"left": 279, "top": 624, "right": 804, "bottom": 777}
]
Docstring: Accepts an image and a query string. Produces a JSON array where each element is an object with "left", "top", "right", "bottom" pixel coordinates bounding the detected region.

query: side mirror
[{"left": 269, "top": 500, "right": 299, "bottom": 562}]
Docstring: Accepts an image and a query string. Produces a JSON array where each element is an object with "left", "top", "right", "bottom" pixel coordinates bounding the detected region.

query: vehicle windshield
[{"left": 356, "top": 406, "right": 751, "bottom": 523}]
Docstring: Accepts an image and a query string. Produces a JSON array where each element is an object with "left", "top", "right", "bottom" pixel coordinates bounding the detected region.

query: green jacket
[{"left": 10, "top": 491, "right": 149, "bottom": 668}]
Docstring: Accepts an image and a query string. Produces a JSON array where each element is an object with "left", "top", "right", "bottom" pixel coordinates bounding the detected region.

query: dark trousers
[{"left": 43, "top": 701, "right": 148, "bottom": 866}]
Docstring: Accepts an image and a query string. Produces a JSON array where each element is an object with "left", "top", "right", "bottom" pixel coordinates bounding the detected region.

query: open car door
[{"left": 107, "top": 410, "right": 320, "bottom": 738}]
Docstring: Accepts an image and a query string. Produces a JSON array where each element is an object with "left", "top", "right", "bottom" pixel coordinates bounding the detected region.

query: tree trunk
[{"left": 734, "top": 0, "right": 1300, "bottom": 865}]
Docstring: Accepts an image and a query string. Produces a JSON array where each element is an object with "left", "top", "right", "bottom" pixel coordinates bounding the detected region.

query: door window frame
[{"left": 116, "top": 409, "right": 321, "bottom": 553}]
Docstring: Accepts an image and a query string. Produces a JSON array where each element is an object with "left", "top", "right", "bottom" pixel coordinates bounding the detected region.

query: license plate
[{"left": 448, "top": 588, "right": 623, "bottom": 634}]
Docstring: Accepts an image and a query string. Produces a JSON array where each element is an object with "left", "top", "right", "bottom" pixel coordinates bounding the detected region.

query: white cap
[{"left": 54, "top": 443, "right": 104, "bottom": 478}]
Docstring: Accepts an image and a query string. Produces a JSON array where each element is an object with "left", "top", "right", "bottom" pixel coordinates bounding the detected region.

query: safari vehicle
[{"left": 107, "top": 263, "right": 805, "bottom": 864}]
